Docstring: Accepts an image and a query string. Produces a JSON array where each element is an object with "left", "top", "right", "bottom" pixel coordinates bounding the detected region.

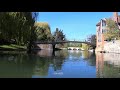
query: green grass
[{"left": 0, "top": 44, "right": 27, "bottom": 50}]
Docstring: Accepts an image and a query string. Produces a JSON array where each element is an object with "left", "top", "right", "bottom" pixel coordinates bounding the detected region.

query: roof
[
  {"left": 96, "top": 22, "right": 100, "bottom": 26},
  {"left": 96, "top": 19, "right": 106, "bottom": 26}
]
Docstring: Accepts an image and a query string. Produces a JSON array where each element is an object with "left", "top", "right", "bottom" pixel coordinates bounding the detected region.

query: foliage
[
  {"left": 52, "top": 28, "right": 66, "bottom": 48},
  {"left": 0, "top": 12, "right": 38, "bottom": 46},
  {"left": 0, "top": 12, "right": 39, "bottom": 52},
  {"left": 82, "top": 43, "right": 89, "bottom": 50},
  {"left": 104, "top": 19, "right": 120, "bottom": 40},
  {"left": 35, "top": 22, "right": 52, "bottom": 41},
  {"left": 87, "top": 34, "right": 96, "bottom": 45},
  {"left": 67, "top": 43, "right": 82, "bottom": 47},
  {"left": 52, "top": 28, "right": 66, "bottom": 41}
]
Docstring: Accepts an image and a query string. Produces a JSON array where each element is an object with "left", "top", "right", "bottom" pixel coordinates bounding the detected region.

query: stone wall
[
  {"left": 95, "top": 40, "right": 120, "bottom": 53},
  {"left": 104, "top": 40, "right": 120, "bottom": 53},
  {"left": 36, "top": 44, "right": 53, "bottom": 50}
]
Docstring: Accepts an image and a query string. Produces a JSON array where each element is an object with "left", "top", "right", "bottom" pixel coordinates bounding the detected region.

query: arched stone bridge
[
  {"left": 34, "top": 41, "right": 96, "bottom": 47},
  {"left": 33, "top": 40, "right": 96, "bottom": 50}
]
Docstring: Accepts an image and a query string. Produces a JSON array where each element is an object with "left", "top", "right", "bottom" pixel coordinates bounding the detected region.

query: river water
[{"left": 0, "top": 50, "right": 120, "bottom": 78}]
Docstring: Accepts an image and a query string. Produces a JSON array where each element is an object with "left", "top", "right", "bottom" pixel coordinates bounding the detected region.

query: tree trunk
[
  {"left": 27, "top": 40, "right": 32, "bottom": 53},
  {"left": 52, "top": 44, "right": 56, "bottom": 56},
  {"left": 52, "top": 44, "right": 56, "bottom": 51}
]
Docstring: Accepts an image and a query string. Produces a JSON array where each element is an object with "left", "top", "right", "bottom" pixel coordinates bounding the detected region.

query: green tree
[
  {"left": 53, "top": 28, "right": 65, "bottom": 41},
  {"left": 0, "top": 12, "right": 38, "bottom": 46},
  {"left": 52, "top": 28, "right": 66, "bottom": 48},
  {"left": 82, "top": 43, "right": 89, "bottom": 50},
  {"left": 35, "top": 22, "right": 52, "bottom": 41},
  {"left": 104, "top": 19, "right": 120, "bottom": 40},
  {"left": 87, "top": 34, "right": 96, "bottom": 45},
  {"left": 0, "top": 12, "right": 39, "bottom": 52}
]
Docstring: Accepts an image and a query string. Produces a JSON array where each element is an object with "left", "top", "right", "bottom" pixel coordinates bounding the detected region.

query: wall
[
  {"left": 36, "top": 44, "right": 53, "bottom": 50},
  {"left": 104, "top": 40, "right": 120, "bottom": 53}
]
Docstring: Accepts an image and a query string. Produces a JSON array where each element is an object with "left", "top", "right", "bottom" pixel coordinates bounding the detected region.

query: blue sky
[{"left": 37, "top": 12, "right": 120, "bottom": 40}]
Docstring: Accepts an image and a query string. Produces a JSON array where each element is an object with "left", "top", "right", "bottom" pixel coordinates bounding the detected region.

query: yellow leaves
[
  {"left": 35, "top": 22, "right": 52, "bottom": 41},
  {"left": 35, "top": 22, "right": 49, "bottom": 27}
]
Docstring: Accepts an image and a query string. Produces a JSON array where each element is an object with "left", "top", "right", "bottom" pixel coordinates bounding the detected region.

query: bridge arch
[{"left": 33, "top": 40, "right": 96, "bottom": 50}]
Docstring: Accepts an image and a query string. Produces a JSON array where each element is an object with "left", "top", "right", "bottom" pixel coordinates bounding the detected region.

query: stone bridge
[
  {"left": 67, "top": 47, "right": 80, "bottom": 50},
  {"left": 33, "top": 40, "right": 96, "bottom": 50},
  {"left": 34, "top": 41, "right": 96, "bottom": 46}
]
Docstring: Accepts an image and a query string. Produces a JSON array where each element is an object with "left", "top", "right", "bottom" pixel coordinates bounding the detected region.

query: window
[
  {"left": 102, "top": 28, "right": 106, "bottom": 34},
  {"left": 98, "top": 31, "right": 101, "bottom": 42},
  {"left": 102, "top": 21, "right": 106, "bottom": 26},
  {"left": 98, "top": 39, "right": 101, "bottom": 42}
]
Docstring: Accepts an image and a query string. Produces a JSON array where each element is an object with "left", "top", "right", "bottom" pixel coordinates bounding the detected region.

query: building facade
[{"left": 96, "top": 12, "right": 120, "bottom": 52}]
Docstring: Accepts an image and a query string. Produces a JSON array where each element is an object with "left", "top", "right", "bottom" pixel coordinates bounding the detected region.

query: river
[{"left": 0, "top": 50, "right": 120, "bottom": 78}]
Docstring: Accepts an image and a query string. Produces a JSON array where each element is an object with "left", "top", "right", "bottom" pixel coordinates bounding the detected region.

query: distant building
[{"left": 96, "top": 12, "right": 120, "bottom": 51}]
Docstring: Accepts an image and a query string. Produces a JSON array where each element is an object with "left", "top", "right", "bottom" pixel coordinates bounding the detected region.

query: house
[{"left": 96, "top": 12, "right": 120, "bottom": 52}]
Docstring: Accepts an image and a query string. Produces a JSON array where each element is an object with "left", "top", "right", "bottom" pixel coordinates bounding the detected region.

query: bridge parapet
[{"left": 34, "top": 40, "right": 96, "bottom": 47}]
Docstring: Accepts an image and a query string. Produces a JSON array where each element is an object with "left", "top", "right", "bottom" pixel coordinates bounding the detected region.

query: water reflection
[
  {"left": 0, "top": 50, "right": 96, "bottom": 78},
  {"left": 96, "top": 52, "right": 120, "bottom": 78},
  {"left": 32, "top": 50, "right": 96, "bottom": 78},
  {"left": 33, "top": 57, "right": 49, "bottom": 77},
  {"left": 0, "top": 50, "right": 119, "bottom": 78},
  {"left": 0, "top": 52, "right": 36, "bottom": 78}
]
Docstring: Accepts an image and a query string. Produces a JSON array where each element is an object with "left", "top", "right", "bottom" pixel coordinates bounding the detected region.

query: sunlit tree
[
  {"left": 35, "top": 22, "right": 52, "bottom": 41},
  {"left": 104, "top": 19, "right": 120, "bottom": 40}
]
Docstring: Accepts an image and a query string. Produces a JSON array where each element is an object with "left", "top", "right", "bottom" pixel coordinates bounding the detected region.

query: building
[{"left": 96, "top": 12, "right": 120, "bottom": 52}]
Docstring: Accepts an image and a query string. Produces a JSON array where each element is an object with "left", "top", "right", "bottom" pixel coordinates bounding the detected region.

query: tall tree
[
  {"left": 52, "top": 28, "right": 66, "bottom": 48},
  {"left": 87, "top": 34, "right": 96, "bottom": 45},
  {"left": 53, "top": 28, "right": 65, "bottom": 41},
  {"left": 0, "top": 12, "right": 38, "bottom": 49},
  {"left": 104, "top": 19, "right": 120, "bottom": 40},
  {"left": 35, "top": 22, "right": 52, "bottom": 41}
]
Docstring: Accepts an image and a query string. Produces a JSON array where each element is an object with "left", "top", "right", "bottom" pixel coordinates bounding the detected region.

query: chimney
[{"left": 113, "top": 12, "right": 118, "bottom": 23}]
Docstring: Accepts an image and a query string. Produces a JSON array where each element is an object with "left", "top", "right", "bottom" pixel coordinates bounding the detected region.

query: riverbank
[
  {"left": 0, "top": 44, "right": 63, "bottom": 51},
  {"left": 0, "top": 44, "right": 27, "bottom": 51}
]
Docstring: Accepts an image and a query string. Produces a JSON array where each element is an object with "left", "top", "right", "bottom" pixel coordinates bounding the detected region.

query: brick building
[{"left": 96, "top": 12, "right": 120, "bottom": 52}]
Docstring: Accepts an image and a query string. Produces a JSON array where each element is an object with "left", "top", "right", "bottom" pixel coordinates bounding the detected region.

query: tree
[
  {"left": 104, "top": 19, "right": 120, "bottom": 40},
  {"left": 0, "top": 12, "right": 38, "bottom": 46},
  {"left": 35, "top": 22, "right": 52, "bottom": 41},
  {"left": 87, "top": 34, "right": 96, "bottom": 45},
  {"left": 52, "top": 28, "right": 66, "bottom": 48},
  {"left": 0, "top": 12, "right": 39, "bottom": 52},
  {"left": 53, "top": 28, "right": 65, "bottom": 41},
  {"left": 82, "top": 43, "right": 89, "bottom": 50}
]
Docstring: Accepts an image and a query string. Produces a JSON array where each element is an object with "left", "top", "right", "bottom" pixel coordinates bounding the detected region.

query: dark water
[{"left": 0, "top": 50, "right": 120, "bottom": 78}]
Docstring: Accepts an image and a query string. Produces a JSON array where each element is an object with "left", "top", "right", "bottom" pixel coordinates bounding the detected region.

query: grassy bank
[{"left": 0, "top": 44, "right": 27, "bottom": 51}]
